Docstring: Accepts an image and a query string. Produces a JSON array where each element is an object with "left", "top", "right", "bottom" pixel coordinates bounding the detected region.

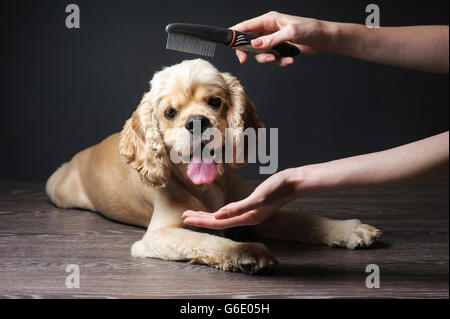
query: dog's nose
[{"left": 185, "top": 115, "right": 210, "bottom": 134}]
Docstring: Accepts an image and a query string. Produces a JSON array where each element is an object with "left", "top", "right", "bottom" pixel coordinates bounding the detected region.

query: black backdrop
[{"left": 1, "top": 0, "right": 448, "bottom": 181}]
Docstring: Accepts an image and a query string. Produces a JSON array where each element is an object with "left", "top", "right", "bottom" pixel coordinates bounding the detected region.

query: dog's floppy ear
[
  {"left": 222, "top": 72, "right": 264, "bottom": 168},
  {"left": 119, "top": 92, "right": 170, "bottom": 187}
]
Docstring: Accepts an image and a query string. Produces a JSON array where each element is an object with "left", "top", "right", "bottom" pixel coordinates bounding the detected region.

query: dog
[{"left": 46, "top": 59, "right": 381, "bottom": 275}]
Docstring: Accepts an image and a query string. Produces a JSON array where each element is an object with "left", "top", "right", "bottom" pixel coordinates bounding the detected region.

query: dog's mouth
[{"left": 186, "top": 142, "right": 221, "bottom": 185}]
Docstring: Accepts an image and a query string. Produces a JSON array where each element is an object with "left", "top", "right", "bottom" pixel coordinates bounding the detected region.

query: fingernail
[
  {"left": 266, "top": 56, "right": 275, "bottom": 63},
  {"left": 251, "top": 39, "right": 262, "bottom": 48}
]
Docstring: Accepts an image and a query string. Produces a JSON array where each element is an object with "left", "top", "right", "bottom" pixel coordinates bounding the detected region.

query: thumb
[
  {"left": 251, "top": 26, "right": 296, "bottom": 49},
  {"left": 214, "top": 198, "right": 258, "bottom": 220}
]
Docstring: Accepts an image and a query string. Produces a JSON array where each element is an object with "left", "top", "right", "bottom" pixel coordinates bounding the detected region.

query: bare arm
[
  {"left": 294, "top": 131, "right": 449, "bottom": 195},
  {"left": 183, "top": 132, "right": 449, "bottom": 229},
  {"left": 232, "top": 11, "right": 449, "bottom": 73},
  {"left": 328, "top": 24, "right": 449, "bottom": 74}
]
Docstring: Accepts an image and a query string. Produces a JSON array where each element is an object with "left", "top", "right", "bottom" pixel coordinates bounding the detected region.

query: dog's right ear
[{"left": 119, "top": 92, "right": 170, "bottom": 187}]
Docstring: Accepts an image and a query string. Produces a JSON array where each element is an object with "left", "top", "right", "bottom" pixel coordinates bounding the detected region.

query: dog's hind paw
[
  {"left": 344, "top": 224, "right": 382, "bottom": 249},
  {"left": 326, "top": 219, "right": 382, "bottom": 249}
]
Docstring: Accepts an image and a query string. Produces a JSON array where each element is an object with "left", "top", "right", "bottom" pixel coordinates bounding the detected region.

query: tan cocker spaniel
[{"left": 46, "top": 59, "right": 381, "bottom": 275}]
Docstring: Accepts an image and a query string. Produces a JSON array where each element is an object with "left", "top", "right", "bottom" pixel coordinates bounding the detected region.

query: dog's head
[{"left": 119, "top": 59, "right": 263, "bottom": 187}]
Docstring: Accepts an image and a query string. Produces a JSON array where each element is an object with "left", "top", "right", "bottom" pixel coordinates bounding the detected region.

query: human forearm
[
  {"left": 183, "top": 132, "right": 448, "bottom": 229},
  {"left": 290, "top": 131, "right": 449, "bottom": 195},
  {"left": 325, "top": 23, "right": 449, "bottom": 73}
]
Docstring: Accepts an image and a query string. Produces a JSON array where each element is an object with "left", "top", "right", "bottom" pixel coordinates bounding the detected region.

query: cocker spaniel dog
[{"left": 46, "top": 59, "right": 381, "bottom": 275}]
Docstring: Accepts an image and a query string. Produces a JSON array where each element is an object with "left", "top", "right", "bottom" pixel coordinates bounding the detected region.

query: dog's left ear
[{"left": 222, "top": 72, "right": 264, "bottom": 168}]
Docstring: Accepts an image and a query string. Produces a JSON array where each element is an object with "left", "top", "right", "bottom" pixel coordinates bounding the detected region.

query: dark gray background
[{"left": 1, "top": 0, "right": 448, "bottom": 181}]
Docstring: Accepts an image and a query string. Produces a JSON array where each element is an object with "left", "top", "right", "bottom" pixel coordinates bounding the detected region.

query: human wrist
[
  {"left": 323, "top": 22, "right": 367, "bottom": 56},
  {"left": 317, "top": 20, "right": 343, "bottom": 53},
  {"left": 284, "top": 164, "right": 330, "bottom": 197}
]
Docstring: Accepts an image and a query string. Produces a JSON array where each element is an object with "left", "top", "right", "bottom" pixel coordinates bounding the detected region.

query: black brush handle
[{"left": 232, "top": 31, "right": 300, "bottom": 57}]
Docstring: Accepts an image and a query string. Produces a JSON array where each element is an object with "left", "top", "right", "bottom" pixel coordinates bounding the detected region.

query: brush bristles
[{"left": 166, "top": 33, "right": 216, "bottom": 57}]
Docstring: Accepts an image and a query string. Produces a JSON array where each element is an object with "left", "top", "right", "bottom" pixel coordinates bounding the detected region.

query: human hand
[
  {"left": 183, "top": 131, "right": 449, "bottom": 229},
  {"left": 231, "top": 11, "right": 334, "bottom": 66},
  {"left": 182, "top": 169, "right": 298, "bottom": 229}
]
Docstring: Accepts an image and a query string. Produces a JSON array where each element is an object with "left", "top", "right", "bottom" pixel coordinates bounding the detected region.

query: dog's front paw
[
  {"left": 131, "top": 240, "right": 148, "bottom": 258},
  {"left": 222, "top": 242, "right": 279, "bottom": 275},
  {"left": 345, "top": 224, "right": 382, "bottom": 249}
]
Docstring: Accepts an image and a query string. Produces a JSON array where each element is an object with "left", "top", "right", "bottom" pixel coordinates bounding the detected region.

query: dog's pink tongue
[{"left": 188, "top": 158, "right": 217, "bottom": 185}]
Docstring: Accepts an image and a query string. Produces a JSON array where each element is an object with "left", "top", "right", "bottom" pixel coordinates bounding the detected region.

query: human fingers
[
  {"left": 242, "top": 52, "right": 294, "bottom": 66},
  {"left": 274, "top": 56, "right": 295, "bottom": 67},
  {"left": 230, "top": 11, "right": 280, "bottom": 34},
  {"left": 183, "top": 211, "right": 257, "bottom": 229},
  {"left": 235, "top": 50, "right": 248, "bottom": 64},
  {"left": 214, "top": 197, "right": 260, "bottom": 220},
  {"left": 181, "top": 210, "right": 212, "bottom": 219},
  {"left": 253, "top": 54, "right": 294, "bottom": 66},
  {"left": 252, "top": 53, "right": 276, "bottom": 64},
  {"left": 251, "top": 25, "right": 298, "bottom": 50}
]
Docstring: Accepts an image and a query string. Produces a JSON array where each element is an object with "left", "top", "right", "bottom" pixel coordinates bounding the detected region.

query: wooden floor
[{"left": 0, "top": 180, "right": 448, "bottom": 299}]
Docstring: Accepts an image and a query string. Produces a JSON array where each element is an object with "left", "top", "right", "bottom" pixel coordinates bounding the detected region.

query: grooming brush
[{"left": 165, "top": 23, "right": 300, "bottom": 58}]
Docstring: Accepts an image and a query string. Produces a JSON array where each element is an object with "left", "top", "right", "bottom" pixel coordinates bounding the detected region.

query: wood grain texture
[{"left": 0, "top": 181, "right": 448, "bottom": 299}]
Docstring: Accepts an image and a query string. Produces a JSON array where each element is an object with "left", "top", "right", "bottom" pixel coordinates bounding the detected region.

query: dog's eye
[
  {"left": 165, "top": 108, "right": 177, "bottom": 119},
  {"left": 207, "top": 97, "right": 222, "bottom": 109}
]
